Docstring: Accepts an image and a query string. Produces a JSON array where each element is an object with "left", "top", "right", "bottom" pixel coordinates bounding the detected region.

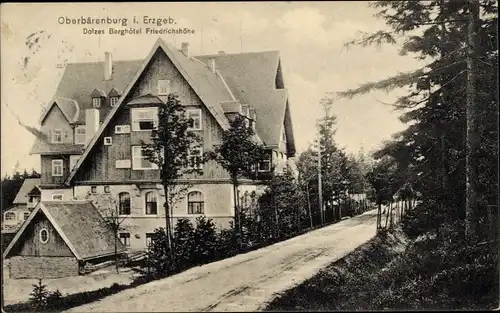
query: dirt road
[{"left": 65, "top": 210, "right": 378, "bottom": 312}]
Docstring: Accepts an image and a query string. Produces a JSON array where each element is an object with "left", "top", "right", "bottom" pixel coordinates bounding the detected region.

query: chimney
[
  {"left": 209, "top": 58, "right": 216, "bottom": 74},
  {"left": 181, "top": 42, "right": 189, "bottom": 57},
  {"left": 85, "top": 109, "right": 100, "bottom": 146},
  {"left": 104, "top": 52, "right": 113, "bottom": 80}
]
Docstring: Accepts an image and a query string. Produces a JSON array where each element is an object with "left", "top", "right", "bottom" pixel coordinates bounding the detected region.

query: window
[
  {"left": 145, "top": 192, "right": 158, "bottom": 215},
  {"left": 157, "top": 79, "right": 171, "bottom": 95},
  {"left": 110, "top": 97, "right": 119, "bottom": 107},
  {"left": 119, "top": 192, "right": 131, "bottom": 215},
  {"left": 5, "top": 212, "right": 15, "bottom": 220},
  {"left": 74, "top": 126, "right": 86, "bottom": 144},
  {"left": 91, "top": 186, "right": 97, "bottom": 193},
  {"left": 23, "top": 212, "right": 30, "bottom": 220},
  {"left": 92, "top": 97, "right": 101, "bottom": 109},
  {"left": 258, "top": 159, "right": 271, "bottom": 172},
  {"left": 131, "top": 107, "right": 158, "bottom": 131},
  {"left": 52, "top": 160, "right": 63, "bottom": 177},
  {"left": 146, "top": 233, "right": 154, "bottom": 247},
  {"left": 40, "top": 228, "right": 49, "bottom": 244},
  {"left": 119, "top": 233, "right": 130, "bottom": 246},
  {"left": 52, "top": 194, "right": 63, "bottom": 201},
  {"left": 104, "top": 137, "right": 112, "bottom": 145},
  {"left": 187, "top": 109, "right": 202, "bottom": 130},
  {"left": 104, "top": 186, "right": 111, "bottom": 193},
  {"left": 51, "top": 129, "right": 63, "bottom": 143},
  {"left": 187, "top": 147, "right": 203, "bottom": 170},
  {"left": 132, "top": 146, "right": 158, "bottom": 170},
  {"left": 282, "top": 129, "right": 286, "bottom": 142},
  {"left": 70, "top": 155, "right": 80, "bottom": 170},
  {"left": 187, "top": 191, "right": 204, "bottom": 214}
]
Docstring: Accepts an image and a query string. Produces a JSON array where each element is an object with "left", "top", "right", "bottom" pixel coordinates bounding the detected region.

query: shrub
[
  {"left": 173, "top": 218, "right": 196, "bottom": 270},
  {"left": 192, "top": 216, "right": 218, "bottom": 265},
  {"left": 29, "top": 279, "right": 49, "bottom": 309},
  {"left": 146, "top": 227, "right": 174, "bottom": 278}
]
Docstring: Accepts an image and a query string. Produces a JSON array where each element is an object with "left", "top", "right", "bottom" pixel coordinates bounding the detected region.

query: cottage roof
[
  {"left": 12, "top": 178, "right": 41, "bottom": 204},
  {"left": 3, "top": 201, "right": 126, "bottom": 260}
]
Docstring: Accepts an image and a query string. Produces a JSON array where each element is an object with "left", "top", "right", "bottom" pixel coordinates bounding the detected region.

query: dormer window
[
  {"left": 91, "top": 89, "right": 106, "bottom": 108},
  {"left": 93, "top": 97, "right": 101, "bottom": 109},
  {"left": 109, "top": 88, "right": 122, "bottom": 107},
  {"left": 110, "top": 97, "right": 119, "bottom": 107}
]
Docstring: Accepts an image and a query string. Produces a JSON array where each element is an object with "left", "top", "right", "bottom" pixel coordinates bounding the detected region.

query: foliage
[
  {"left": 172, "top": 218, "right": 196, "bottom": 270},
  {"left": 29, "top": 279, "right": 50, "bottom": 309},
  {"left": 141, "top": 92, "right": 201, "bottom": 264},
  {"left": 192, "top": 217, "right": 218, "bottom": 265},
  {"left": 207, "top": 114, "right": 266, "bottom": 239},
  {"left": 146, "top": 227, "right": 174, "bottom": 278}
]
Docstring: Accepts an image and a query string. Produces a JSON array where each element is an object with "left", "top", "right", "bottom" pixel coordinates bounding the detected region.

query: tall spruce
[{"left": 334, "top": 0, "right": 498, "bottom": 238}]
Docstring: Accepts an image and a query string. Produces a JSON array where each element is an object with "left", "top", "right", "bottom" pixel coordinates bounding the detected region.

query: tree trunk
[
  {"left": 377, "top": 202, "right": 382, "bottom": 231},
  {"left": 231, "top": 176, "right": 242, "bottom": 248},
  {"left": 465, "top": 0, "right": 480, "bottom": 239},
  {"left": 114, "top": 232, "right": 119, "bottom": 274},
  {"left": 306, "top": 184, "right": 313, "bottom": 228},
  {"left": 163, "top": 188, "right": 174, "bottom": 268}
]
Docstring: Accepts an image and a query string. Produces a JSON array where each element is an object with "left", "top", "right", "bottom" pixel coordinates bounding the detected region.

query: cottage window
[
  {"left": 186, "top": 109, "right": 202, "bottom": 130},
  {"left": 74, "top": 126, "right": 86, "bottom": 144},
  {"left": 51, "top": 129, "right": 63, "bottom": 143},
  {"left": 132, "top": 146, "right": 158, "bottom": 170},
  {"left": 52, "top": 160, "right": 63, "bottom": 177},
  {"left": 52, "top": 194, "right": 63, "bottom": 201},
  {"left": 5, "top": 212, "right": 15, "bottom": 220},
  {"left": 119, "top": 233, "right": 130, "bottom": 246},
  {"left": 104, "top": 186, "right": 111, "bottom": 193},
  {"left": 23, "top": 212, "right": 30, "bottom": 220},
  {"left": 91, "top": 186, "right": 97, "bottom": 193},
  {"left": 187, "top": 147, "right": 203, "bottom": 170},
  {"left": 119, "top": 192, "right": 131, "bottom": 215},
  {"left": 145, "top": 192, "right": 158, "bottom": 215},
  {"left": 39, "top": 229, "right": 49, "bottom": 244},
  {"left": 92, "top": 97, "right": 101, "bottom": 109},
  {"left": 187, "top": 191, "right": 204, "bottom": 214},
  {"left": 110, "top": 96, "right": 119, "bottom": 107},
  {"left": 131, "top": 107, "right": 158, "bottom": 131}
]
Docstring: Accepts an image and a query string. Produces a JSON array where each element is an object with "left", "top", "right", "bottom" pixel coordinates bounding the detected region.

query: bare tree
[{"left": 85, "top": 192, "right": 128, "bottom": 274}]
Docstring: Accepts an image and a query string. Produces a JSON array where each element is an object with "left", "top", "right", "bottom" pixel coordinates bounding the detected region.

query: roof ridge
[
  {"left": 195, "top": 50, "right": 279, "bottom": 58},
  {"left": 65, "top": 58, "right": 143, "bottom": 65}
]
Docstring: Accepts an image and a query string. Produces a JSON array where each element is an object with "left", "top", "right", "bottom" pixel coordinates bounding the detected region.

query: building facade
[{"left": 29, "top": 38, "right": 296, "bottom": 251}]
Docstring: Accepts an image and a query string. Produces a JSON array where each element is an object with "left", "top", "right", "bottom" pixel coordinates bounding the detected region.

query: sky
[{"left": 1, "top": 2, "right": 425, "bottom": 176}]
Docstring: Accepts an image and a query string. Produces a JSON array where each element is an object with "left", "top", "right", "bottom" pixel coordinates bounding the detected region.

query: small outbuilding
[{"left": 3, "top": 200, "right": 126, "bottom": 279}]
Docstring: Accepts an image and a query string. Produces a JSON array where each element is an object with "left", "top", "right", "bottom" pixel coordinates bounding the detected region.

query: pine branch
[{"left": 333, "top": 60, "right": 466, "bottom": 99}]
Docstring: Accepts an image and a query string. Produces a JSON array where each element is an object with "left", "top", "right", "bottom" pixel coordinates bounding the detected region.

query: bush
[
  {"left": 192, "top": 216, "right": 218, "bottom": 265},
  {"left": 146, "top": 228, "right": 174, "bottom": 278},
  {"left": 173, "top": 218, "right": 195, "bottom": 270},
  {"left": 29, "top": 279, "right": 49, "bottom": 309}
]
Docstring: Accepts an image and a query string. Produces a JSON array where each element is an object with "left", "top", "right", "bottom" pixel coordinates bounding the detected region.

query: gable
[
  {"left": 8, "top": 211, "right": 74, "bottom": 257},
  {"left": 66, "top": 39, "right": 233, "bottom": 185}
]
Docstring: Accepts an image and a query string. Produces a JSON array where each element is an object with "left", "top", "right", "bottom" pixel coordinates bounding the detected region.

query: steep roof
[
  {"left": 39, "top": 98, "right": 80, "bottom": 124},
  {"left": 12, "top": 178, "right": 41, "bottom": 204},
  {"left": 195, "top": 51, "right": 294, "bottom": 152},
  {"left": 54, "top": 60, "right": 143, "bottom": 123},
  {"left": 3, "top": 201, "right": 127, "bottom": 260}
]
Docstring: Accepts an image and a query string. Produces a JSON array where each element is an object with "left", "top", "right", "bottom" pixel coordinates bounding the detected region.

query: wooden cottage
[{"left": 3, "top": 200, "right": 126, "bottom": 279}]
